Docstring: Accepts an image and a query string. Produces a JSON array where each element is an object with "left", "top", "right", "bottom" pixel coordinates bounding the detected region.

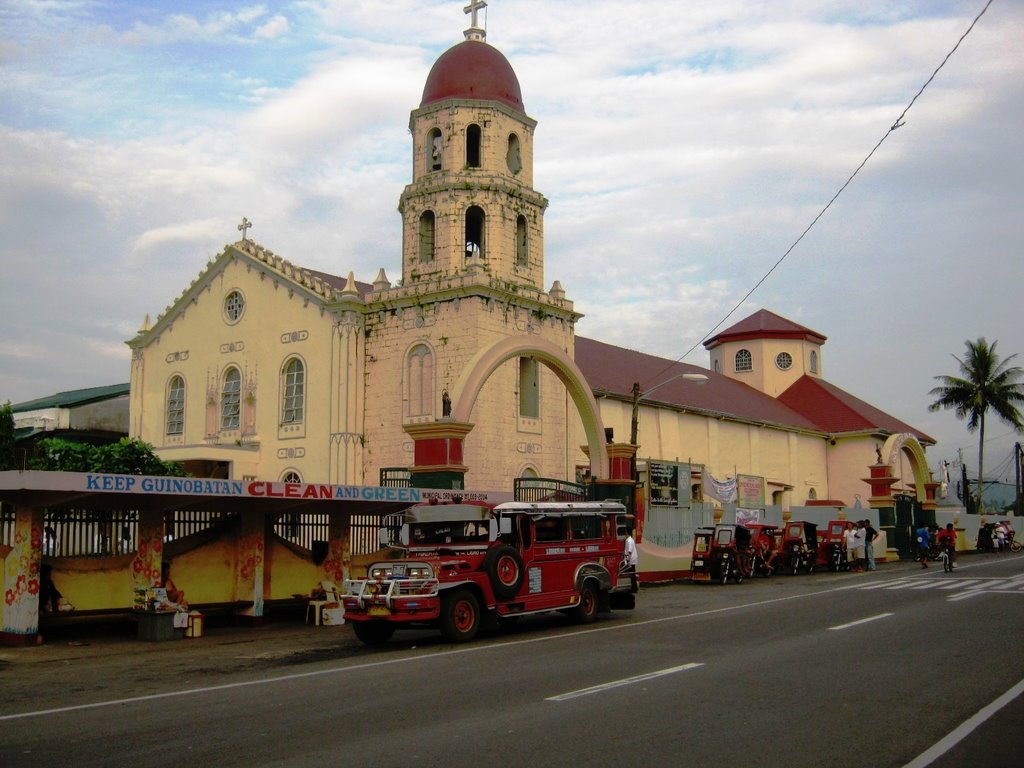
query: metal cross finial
[
  {"left": 464, "top": 0, "right": 487, "bottom": 30},
  {"left": 237, "top": 217, "right": 252, "bottom": 241}
]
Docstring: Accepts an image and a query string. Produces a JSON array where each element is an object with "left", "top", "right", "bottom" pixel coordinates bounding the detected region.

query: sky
[{"left": 1, "top": 0, "right": 1022, "bottom": 484}]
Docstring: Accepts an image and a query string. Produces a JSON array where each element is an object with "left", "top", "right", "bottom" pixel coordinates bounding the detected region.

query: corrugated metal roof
[
  {"left": 703, "top": 309, "right": 826, "bottom": 349},
  {"left": 11, "top": 383, "right": 130, "bottom": 413}
]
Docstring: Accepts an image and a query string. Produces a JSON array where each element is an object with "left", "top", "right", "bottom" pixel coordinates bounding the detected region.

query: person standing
[
  {"left": 851, "top": 522, "right": 866, "bottom": 572},
  {"left": 623, "top": 526, "right": 639, "bottom": 593},
  {"left": 916, "top": 524, "right": 931, "bottom": 568},
  {"left": 862, "top": 519, "right": 879, "bottom": 571}
]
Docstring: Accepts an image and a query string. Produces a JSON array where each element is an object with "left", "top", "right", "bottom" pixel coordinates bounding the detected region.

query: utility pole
[{"left": 1015, "top": 442, "right": 1022, "bottom": 517}]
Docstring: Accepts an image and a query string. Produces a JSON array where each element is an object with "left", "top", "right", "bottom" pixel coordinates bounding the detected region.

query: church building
[{"left": 127, "top": 6, "right": 935, "bottom": 517}]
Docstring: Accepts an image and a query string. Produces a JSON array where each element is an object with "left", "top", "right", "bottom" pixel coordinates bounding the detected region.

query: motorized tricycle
[
  {"left": 776, "top": 520, "right": 818, "bottom": 575},
  {"left": 815, "top": 519, "right": 850, "bottom": 571},
  {"left": 691, "top": 524, "right": 754, "bottom": 584},
  {"left": 743, "top": 523, "right": 779, "bottom": 577}
]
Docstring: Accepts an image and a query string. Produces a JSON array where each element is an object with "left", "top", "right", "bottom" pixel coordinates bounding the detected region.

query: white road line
[
  {"left": 827, "top": 613, "right": 893, "bottom": 631},
  {"left": 546, "top": 663, "right": 703, "bottom": 702},
  {"left": 902, "top": 676, "right": 1024, "bottom": 768},
  {"left": 859, "top": 579, "right": 913, "bottom": 590},
  {"left": 907, "top": 581, "right": 944, "bottom": 589},
  {"left": 938, "top": 579, "right": 979, "bottom": 590}
]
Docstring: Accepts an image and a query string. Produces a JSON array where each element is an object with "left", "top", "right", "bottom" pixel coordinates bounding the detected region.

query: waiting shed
[{"left": 0, "top": 470, "right": 510, "bottom": 646}]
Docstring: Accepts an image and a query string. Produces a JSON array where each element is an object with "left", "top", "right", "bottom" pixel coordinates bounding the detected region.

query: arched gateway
[{"left": 450, "top": 336, "right": 609, "bottom": 478}]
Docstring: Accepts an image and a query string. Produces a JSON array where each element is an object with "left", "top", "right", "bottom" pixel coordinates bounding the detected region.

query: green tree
[
  {"left": 0, "top": 402, "right": 16, "bottom": 470},
  {"left": 929, "top": 338, "right": 1024, "bottom": 512},
  {"left": 28, "top": 437, "right": 186, "bottom": 476}
]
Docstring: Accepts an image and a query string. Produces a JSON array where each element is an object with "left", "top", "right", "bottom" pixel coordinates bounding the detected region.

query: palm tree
[{"left": 929, "top": 338, "right": 1024, "bottom": 513}]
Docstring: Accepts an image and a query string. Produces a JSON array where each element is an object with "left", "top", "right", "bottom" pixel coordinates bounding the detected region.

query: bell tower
[{"left": 398, "top": 7, "right": 548, "bottom": 289}]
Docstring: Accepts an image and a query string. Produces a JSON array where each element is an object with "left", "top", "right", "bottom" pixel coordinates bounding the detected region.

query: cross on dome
[{"left": 463, "top": 0, "right": 487, "bottom": 42}]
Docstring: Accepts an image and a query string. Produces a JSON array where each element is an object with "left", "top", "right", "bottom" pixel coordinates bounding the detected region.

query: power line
[{"left": 643, "top": 0, "right": 995, "bottom": 389}]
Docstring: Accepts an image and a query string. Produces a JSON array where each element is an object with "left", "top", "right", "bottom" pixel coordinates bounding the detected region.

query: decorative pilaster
[
  {"left": 864, "top": 463, "right": 898, "bottom": 562},
  {"left": 404, "top": 421, "right": 474, "bottom": 489},
  {"left": 1, "top": 507, "right": 43, "bottom": 646},
  {"left": 236, "top": 513, "right": 266, "bottom": 622}
]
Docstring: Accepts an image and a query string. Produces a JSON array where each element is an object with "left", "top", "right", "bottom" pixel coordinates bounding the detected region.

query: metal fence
[
  {"left": 513, "top": 477, "right": 589, "bottom": 502},
  {"left": 2, "top": 504, "right": 394, "bottom": 559}
]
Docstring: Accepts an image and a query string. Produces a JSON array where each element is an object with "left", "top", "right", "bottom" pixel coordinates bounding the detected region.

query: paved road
[{"left": 2, "top": 554, "right": 1022, "bottom": 767}]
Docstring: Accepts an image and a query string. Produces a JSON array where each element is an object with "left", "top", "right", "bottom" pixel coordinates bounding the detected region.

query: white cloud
[{"left": 0, "top": 0, "right": 1021, "bottom": 473}]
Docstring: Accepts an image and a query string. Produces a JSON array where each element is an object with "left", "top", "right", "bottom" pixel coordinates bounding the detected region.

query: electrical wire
[{"left": 639, "top": 0, "right": 995, "bottom": 391}]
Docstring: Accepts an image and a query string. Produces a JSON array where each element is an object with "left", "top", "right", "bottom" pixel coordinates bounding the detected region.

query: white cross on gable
[{"left": 237, "top": 217, "right": 252, "bottom": 241}]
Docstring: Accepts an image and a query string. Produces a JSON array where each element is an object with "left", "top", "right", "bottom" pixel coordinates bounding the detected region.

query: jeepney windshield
[{"left": 409, "top": 520, "right": 489, "bottom": 546}]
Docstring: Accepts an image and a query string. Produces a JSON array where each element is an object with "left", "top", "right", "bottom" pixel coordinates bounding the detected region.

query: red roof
[
  {"left": 574, "top": 337, "right": 820, "bottom": 431},
  {"left": 421, "top": 40, "right": 524, "bottom": 112},
  {"left": 777, "top": 375, "right": 934, "bottom": 443},
  {"left": 704, "top": 309, "right": 826, "bottom": 350}
]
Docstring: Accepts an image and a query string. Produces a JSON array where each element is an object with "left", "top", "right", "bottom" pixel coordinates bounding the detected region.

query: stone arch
[
  {"left": 881, "top": 433, "right": 930, "bottom": 499},
  {"left": 449, "top": 336, "right": 609, "bottom": 478}
]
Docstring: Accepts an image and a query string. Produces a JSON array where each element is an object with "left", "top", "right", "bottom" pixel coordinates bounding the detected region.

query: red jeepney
[{"left": 342, "top": 500, "right": 636, "bottom": 645}]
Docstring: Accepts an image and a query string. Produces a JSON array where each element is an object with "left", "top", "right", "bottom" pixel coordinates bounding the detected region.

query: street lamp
[{"left": 630, "top": 372, "right": 709, "bottom": 447}]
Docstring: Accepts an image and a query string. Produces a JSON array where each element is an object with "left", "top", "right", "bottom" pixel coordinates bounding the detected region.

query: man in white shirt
[{"left": 623, "top": 526, "right": 639, "bottom": 592}]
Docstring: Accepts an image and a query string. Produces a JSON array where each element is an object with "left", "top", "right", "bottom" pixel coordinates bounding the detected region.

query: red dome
[{"left": 420, "top": 40, "right": 524, "bottom": 113}]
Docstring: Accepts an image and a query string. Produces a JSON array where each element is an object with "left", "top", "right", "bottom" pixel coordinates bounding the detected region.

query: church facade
[{"left": 127, "top": 12, "right": 935, "bottom": 513}]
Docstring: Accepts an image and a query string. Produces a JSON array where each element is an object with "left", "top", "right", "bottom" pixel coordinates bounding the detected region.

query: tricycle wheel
[
  {"left": 352, "top": 621, "right": 396, "bottom": 646},
  {"left": 719, "top": 562, "right": 730, "bottom": 585},
  {"left": 440, "top": 589, "right": 480, "bottom": 643}
]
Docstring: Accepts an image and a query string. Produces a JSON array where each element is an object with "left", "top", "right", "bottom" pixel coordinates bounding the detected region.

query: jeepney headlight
[
  {"left": 405, "top": 564, "right": 433, "bottom": 580},
  {"left": 369, "top": 565, "right": 392, "bottom": 580}
]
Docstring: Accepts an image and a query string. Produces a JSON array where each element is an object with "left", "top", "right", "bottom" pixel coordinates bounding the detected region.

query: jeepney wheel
[
  {"left": 440, "top": 589, "right": 480, "bottom": 643},
  {"left": 572, "top": 582, "right": 599, "bottom": 623},
  {"left": 484, "top": 545, "right": 525, "bottom": 600},
  {"left": 352, "top": 621, "right": 396, "bottom": 646}
]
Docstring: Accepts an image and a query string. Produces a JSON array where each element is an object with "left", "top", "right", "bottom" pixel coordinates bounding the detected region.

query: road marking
[
  {"left": 902, "top": 675, "right": 1024, "bottom": 768},
  {"left": 827, "top": 613, "right": 893, "bottom": 631},
  {"left": 546, "top": 663, "right": 703, "bottom": 702}
]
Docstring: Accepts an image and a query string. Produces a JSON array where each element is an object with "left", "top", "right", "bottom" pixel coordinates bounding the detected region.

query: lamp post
[
  {"left": 630, "top": 373, "right": 709, "bottom": 447},
  {"left": 629, "top": 372, "right": 709, "bottom": 482}
]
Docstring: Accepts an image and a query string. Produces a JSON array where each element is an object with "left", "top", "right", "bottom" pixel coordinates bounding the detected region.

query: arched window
[
  {"left": 515, "top": 215, "right": 528, "bottom": 266},
  {"left": 406, "top": 345, "right": 434, "bottom": 418},
  {"left": 221, "top": 367, "right": 241, "bottom": 430},
  {"left": 418, "top": 210, "right": 435, "bottom": 263},
  {"left": 506, "top": 133, "right": 522, "bottom": 174},
  {"left": 714, "top": 359, "right": 721, "bottom": 373},
  {"left": 807, "top": 488, "right": 818, "bottom": 501},
  {"left": 465, "top": 206, "right": 485, "bottom": 260},
  {"left": 282, "top": 358, "right": 305, "bottom": 425},
  {"left": 735, "top": 349, "right": 752, "bottom": 372},
  {"left": 520, "top": 466, "right": 539, "bottom": 479},
  {"left": 281, "top": 470, "right": 302, "bottom": 484},
  {"left": 166, "top": 375, "right": 185, "bottom": 435},
  {"left": 809, "top": 350, "right": 818, "bottom": 374},
  {"left": 466, "top": 123, "right": 481, "bottom": 168},
  {"left": 427, "top": 127, "right": 442, "bottom": 171}
]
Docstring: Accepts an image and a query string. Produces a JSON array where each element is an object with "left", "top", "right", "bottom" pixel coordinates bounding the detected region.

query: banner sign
[
  {"left": 736, "top": 474, "right": 766, "bottom": 507},
  {"left": 0, "top": 471, "right": 513, "bottom": 506},
  {"left": 701, "top": 468, "right": 737, "bottom": 504},
  {"left": 648, "top": 462, "right": 690, "bottom": 508}
]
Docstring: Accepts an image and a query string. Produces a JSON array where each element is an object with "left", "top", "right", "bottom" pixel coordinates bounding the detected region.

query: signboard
[
  {"left": 736, "top": 474, "right": 765, "bottom": 508},
  {"left": 0, "top": 471, "right": 514, "bottom": 506},
  {"left": 648, "top": 462, "right": 690, "bottom": 508}
]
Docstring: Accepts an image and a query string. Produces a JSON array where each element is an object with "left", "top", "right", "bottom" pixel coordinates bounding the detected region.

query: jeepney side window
[
  {"left": 570, "top": 516, "right": 601, "bottom": 540},
  {"left": 518, "top": 516, "right": 532, "bottom": 548},
  {"left": 535, "top": 517, "right": 565, "bottom": 542},
  {"left": 694, "top": 537, "right": 709, "bottom": 553}
]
